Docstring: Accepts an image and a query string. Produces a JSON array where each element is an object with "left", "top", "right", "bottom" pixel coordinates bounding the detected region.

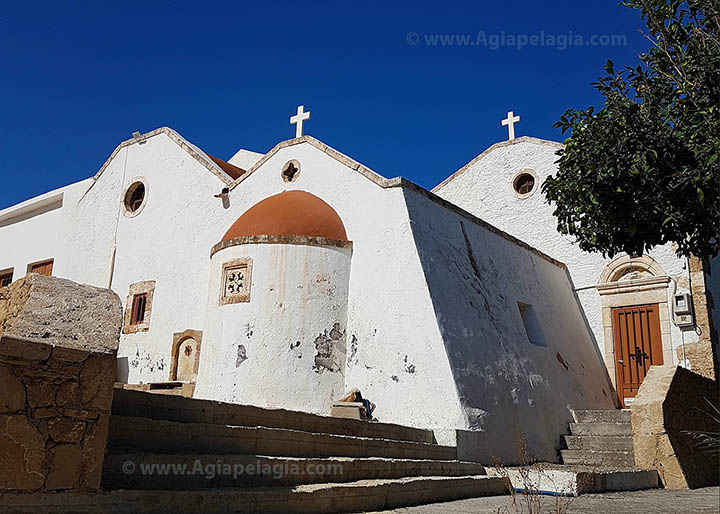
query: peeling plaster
[
  {"left": 403, "top": 355, "right": 416, "bottom": 374},
  {"left": 235, "top": 345, "right": 248, "bottom": 367},
  {"left": 197, "top": 239, "right": 350, "bottom": 415},
  {"left": 313, "top": 323, "right": 345, "bottom": 374},
  {"left": 347, "top": 335, "right": 358, "bottom": 367},
  {"left": 128, "top": 350, "right": 165, "bottom": 375}
]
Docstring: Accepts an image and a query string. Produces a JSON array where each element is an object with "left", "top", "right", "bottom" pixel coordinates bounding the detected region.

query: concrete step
[
  {"left": 102, "top": 452, "right": 487, "bottom": 490},
  {"left": 488, "top": 465, "right": 659, "bottom": 495},
  {"left": 572, "top": 409, "right": 631, "bottom": 424},
  {"left": 560, "top": 450, "right": 636, "bottom": 468},
  {"left": 109, "top": 416, "right": 457, "bottom": 461},
  {"left": 568, "top": 422, "right": 632, "bottom": 437},
  {"left": 562, "top": 435, "right": 633, "bottom": 452},
  {"left": 112, "top": 388, "right": 434, "bottom": 444},
  {"left": 0, "top": 475, "right": 508, "bottom": 514}
]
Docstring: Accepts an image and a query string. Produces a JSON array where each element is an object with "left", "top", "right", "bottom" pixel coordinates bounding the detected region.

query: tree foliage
[{"left": 543, "top": 0, "right": 720, "bottom": 258}]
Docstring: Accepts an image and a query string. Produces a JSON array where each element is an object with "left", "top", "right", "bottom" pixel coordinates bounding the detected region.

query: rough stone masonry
[{"left": 0, "top": 274, "right": 122, "bottom": 492}]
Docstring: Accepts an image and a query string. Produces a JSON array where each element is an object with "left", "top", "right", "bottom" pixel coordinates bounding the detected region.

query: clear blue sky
[{"left": 0, "top": 1, "right": 649, "bottom": 209}]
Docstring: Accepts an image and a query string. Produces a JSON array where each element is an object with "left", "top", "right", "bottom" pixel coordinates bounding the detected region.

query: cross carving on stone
[
  {"left": 290, "top": 105, "right": 311, "bottom": 138},
  {"left": 501, "top": 111, "right": 520, "bottom": 141}
]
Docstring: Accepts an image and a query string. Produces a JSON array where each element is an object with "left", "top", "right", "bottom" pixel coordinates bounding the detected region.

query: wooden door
[
  {"left": 30, "top": 260, "right": 53, "bottom": 276},
  {"left": 612, "top": 304, "right": 664, "bottom": 408}
]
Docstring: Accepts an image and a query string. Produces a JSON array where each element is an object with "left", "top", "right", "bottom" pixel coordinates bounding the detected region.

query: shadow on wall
[
  {"left": 116, "top": 356, "right": 129, "bottom": 383},
  {"left": 404, "top": 189, "right": 616, "bottom": 464}
]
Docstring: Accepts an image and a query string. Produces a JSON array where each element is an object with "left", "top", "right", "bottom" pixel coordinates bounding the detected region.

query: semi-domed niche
[{"left": 194, "top": 191, "right": 353, "bottom": 414}]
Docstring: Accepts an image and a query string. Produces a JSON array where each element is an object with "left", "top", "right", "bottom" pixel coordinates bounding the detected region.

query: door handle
[{"left": 617, "top": 360, "right": 623, "bottom": 364}]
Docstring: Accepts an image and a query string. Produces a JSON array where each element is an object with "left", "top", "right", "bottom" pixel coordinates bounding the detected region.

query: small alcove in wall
[
  {"left": 170, "top": 329, "right": 203, "bottom": 385},
  {"left": 517, "top": 302, "right": 547, "bottom": 347}
]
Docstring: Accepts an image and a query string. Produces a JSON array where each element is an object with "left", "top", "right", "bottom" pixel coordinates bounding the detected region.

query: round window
[
  {"left": 513, "top": 172, "right": 536, "bottom": 196},
  {"left": 124, "top": 181, "right": 146, "bottom": 215}
]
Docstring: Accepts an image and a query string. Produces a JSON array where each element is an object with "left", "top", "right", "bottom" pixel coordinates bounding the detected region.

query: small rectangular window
[
  {"left": 518, "top": 302, "right": 547, "bottom": 347},
  {"left": 0, "top": 269, "right": 13, "bottom": 287},
  {"left": 29, "top": 260, "right": 53, "bottom": 276},
  {"left": 123, "top": 281, "right": 155, "bottom": 334},
  {"left": 130, "top": 294, "right": 148, "bottom": 325}
]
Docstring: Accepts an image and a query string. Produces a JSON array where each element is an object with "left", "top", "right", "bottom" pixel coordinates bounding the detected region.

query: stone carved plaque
[{"left": 220, "top": 258, "right": 252, "bottom": 305}]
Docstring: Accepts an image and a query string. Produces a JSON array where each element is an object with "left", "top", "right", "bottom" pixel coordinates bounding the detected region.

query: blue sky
[{"left": 0, "top": 1, "right": 649, "bottom": 209}]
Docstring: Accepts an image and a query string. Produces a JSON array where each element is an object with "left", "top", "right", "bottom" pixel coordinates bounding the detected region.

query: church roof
[
  {"left": 221, "top": 191, "right": 348, "bottom": 243},
  {"left": 432, "top": 136, "right": 563, "bottom": 192},
  {"left": 207, "top": 154, "right": 246, "bottom": 180}
]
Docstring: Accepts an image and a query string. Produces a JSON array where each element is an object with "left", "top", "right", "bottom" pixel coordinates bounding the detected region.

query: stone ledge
[
  {"left": 0, "top": 274, "right": 122, "bottom": 356},
  {"left": 0, "top": 275, "right": 122, "bottom": 493},
  {"left": 631, "top": 365, "right": 719, "bottom": 489}
]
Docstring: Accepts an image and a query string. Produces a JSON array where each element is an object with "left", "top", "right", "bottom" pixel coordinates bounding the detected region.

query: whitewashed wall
[
  {"left": 219, "top": 141, "right": 468, "bottom": 429},
  {"left": 74, "top": 134, "right": 242, "bottom": 383},
  {"left": 196, "top": 241, "right": 351, "bottom": 413},
  {"left": 0, "top": 130, "right": 634, "bottom": 451},
  {"left": 0, "top": 181, "right": 91, "bottom": 284},
  {"left": 433, "top": 137, "right": 697, "bottom": 367},
  {"left": 0, "top": 205, "right": 61, "bottom": 281},
  {"left": 403, "top": 186, "right": 615, "bottom": 461}
]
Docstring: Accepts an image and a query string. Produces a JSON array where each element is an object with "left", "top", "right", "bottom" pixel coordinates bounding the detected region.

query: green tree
[{"left": 543, "top": 0, "right": 720, "bottom": 259}]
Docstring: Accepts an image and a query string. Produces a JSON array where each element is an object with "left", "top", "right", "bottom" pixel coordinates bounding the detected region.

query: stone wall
[
  {"left": 631, "top": 365, "right": 719, "bottom": 489},
  {"left": 0, "top": 274, "right": 122, "bottom": 492},
  {"left": 684, "top": 256, "right": 718, "bottom": 379}
]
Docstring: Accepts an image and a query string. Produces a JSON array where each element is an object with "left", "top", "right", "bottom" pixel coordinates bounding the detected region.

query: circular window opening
[
  {"left": 513, "top": 173, "right": 536, "bottom": 196},
  {"left": 281, "top": 160, "right": 300, "bottom": 182},
  {"left": 124, "top": 182, "right": 146, "bottom": 214}
]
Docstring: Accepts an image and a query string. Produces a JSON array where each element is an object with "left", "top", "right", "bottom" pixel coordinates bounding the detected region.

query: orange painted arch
[{"left": 221, "top": 191, "right": 348, "bottom": 242}]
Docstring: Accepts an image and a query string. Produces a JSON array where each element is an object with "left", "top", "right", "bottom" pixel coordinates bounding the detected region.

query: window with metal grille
[
  {"left": 0, "top": 270, "right": 13, "bottom": 287},
  {"left": 130, "top": 293, "right": 148, "bottom": 325}
]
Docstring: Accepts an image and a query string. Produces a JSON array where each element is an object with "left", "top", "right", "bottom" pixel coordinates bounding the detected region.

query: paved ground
[{"left": 370, "top": 486, "right": 720, "bottom": 513}]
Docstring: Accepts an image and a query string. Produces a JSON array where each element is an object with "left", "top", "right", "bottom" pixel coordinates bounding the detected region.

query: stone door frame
[{"left": 596, "top": 255, "right": 674, "bottom": 392}]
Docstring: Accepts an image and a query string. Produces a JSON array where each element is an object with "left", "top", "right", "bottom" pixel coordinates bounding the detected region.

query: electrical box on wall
[{"left": 672, "top": 293, "right": 694, "bottom": 327}]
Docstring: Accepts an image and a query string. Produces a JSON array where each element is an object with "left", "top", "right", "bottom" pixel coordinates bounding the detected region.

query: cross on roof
[
  {"left": 290, "top": 105, "right": 311, "bottom": 138},
  {"left": 501, "top": 111, "right": 520, "bottom": 141}
]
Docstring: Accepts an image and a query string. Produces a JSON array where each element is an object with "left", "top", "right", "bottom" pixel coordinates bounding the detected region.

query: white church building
[{"left": 1, "top": 109, "right": 717, "bottom": 461}]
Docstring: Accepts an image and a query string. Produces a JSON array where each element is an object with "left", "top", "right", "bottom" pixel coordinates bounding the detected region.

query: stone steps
[
  {"left": 102, "top": 452, "right": 487, "bottom": 489},
  {"left": 112, "top": 387, "right": 434, "bottom": 444},
  {"left": 568, "top": 422, "right": 632, "bottom": 437},
  {"left": 0, "top": 475, "right": 509, "bottom": 514},
  {"left": 487, "top": 465, "right": 659, "bottom": 495},
  {"left": 109, "top": 415, "right": 457, "bottom": 461},
  {"left": 560, "top": 450, "right": 636, "bottom": 468},
  {"left": 561, "top": 410, "right": 637, "bottom": 469},
  {"left": 572, "top": 409, "right": 631, "bottom": 424},
  {"left": 563, "top": 435, "right": 633, "bottom": 452},
  {"left": 93, "top": 390, "right": 508, "bottom": 512}
]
